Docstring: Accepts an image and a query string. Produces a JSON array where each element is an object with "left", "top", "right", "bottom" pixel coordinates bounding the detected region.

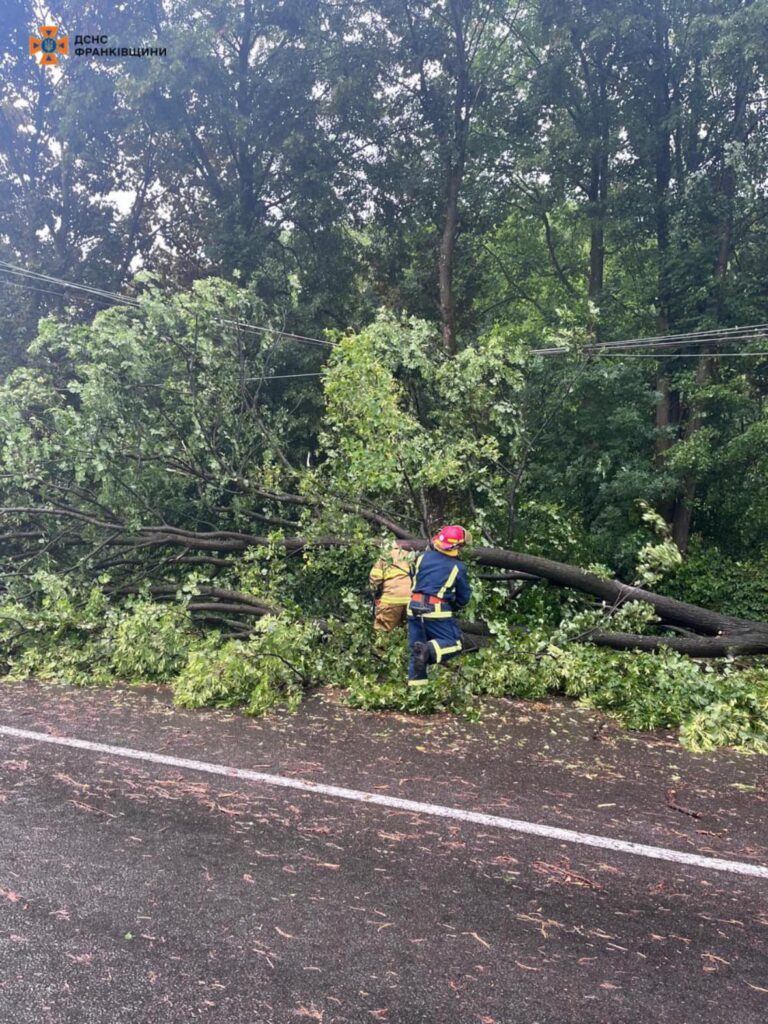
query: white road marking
[{"left": 1, "top": 723, "right": 766, "bottom": 880}]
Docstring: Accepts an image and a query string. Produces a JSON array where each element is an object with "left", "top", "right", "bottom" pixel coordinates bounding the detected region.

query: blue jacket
[{"left": 410, "top": 547, "right": 472, "bottom": 612}]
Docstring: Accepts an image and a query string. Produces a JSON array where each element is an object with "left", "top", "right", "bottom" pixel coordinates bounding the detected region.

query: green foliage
[
  {"left": 172, "top": 618, "right": 322, "bottom": 716},
  {"left": 665, "top": 544, "right": 768, "bottom": 622},
  {"left": 344, "top": 672, "right": 479, "bottom": 717},
  {"left": 1, "top": 291, "right": 766, "bottom": 757},
  {"left": 2, "top": 568, "right": 767, "bottom": 754},
  {"left": 634, "top": 502, "right": 683, "bottom": 587},
  {"left": 3, "top": 0, "right": 768, "bottom": 765},
  {"left": 112, "top": 600, "right": 193, "bottom": 684},
  {"left": 339, "top": 626, "right": 479, "bottom": 717},
  {"left": 0, "top": 574, "right": 192, "bottom": 688},
  {"left": 318, "top": 311, "right": 520, "bottom": 517},
  {"left": 680, "top": 675, "right": 768, "bottom": 754},
  {"left": 234, "top": 541, "right": 296, "bottom": 610},
  {"left": 458, "top": 631, "right": 553, "bottom": 701},
  {"left": 0, "top": 572, "right": 115, "bottom": 687},
  {"left": 484, "top": 632, "right": 768, "bottom": 755}
]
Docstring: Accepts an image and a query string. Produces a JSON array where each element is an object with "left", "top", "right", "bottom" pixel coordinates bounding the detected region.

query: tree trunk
[
  {"left": 651, "top": 9, "right": 677, "bottom": 500},
  {"left": 670, "top": 349, "right": 710, "bottom": 552},
  {"left": 439, "top": 160, "right": 462, "bottom": 356},
  {"left": 579, "top": 46, "right": 610, "bottom": 336},
  {"left": 436, "top": 0, "right": 471, "bottom": 357},
  {"left": 7, "top": 504, "right": 768, "bottom": 656},
  {"left": 586, "top": 147, "right": 606, "bottom": 303},
  {"left": 670, "top": 77, "right": 748, "bottom": 552}
]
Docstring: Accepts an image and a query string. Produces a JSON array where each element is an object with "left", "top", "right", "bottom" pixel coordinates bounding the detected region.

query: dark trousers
[{"left": 407, "top": 615, "right": 463, "bottom": 680}]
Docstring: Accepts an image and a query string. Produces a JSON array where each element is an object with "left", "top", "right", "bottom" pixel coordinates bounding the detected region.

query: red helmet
[{"left": 432, "top": 524, "right": 467, "bottom": 553}]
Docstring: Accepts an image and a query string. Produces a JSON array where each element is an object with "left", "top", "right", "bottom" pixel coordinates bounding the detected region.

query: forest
[{"left": 1, "top": 0, "right": 768, "bottom": 752}]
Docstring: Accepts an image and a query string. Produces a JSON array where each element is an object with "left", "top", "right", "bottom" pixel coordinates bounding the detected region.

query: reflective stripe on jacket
[
  {"left": 369, "top": 544, "right": 412, "bottom": 606},
  {"left": 408, "top": 547, "right": 471, "bottom": 617}
]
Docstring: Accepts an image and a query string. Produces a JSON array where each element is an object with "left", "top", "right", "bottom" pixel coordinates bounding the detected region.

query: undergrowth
[{"left": 1, "top": 574, "right": 767, "bottom": 755}]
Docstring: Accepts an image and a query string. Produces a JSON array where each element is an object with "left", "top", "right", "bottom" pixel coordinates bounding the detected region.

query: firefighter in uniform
[
  {"left": 407, "top": 525, "right": 472, "bottom": 685},
  {"left": 368, "top": 541, "right": 412, "bottom": 631}
]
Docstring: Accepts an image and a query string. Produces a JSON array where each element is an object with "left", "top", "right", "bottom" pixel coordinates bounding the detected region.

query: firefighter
[
  {"left": 368, "top": 540, "right": 412, "bottom": 631},
  {"left": 407, "top": 525, "right": 472, "bottom": 685}
]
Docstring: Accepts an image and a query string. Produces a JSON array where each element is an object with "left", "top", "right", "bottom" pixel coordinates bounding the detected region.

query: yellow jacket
[{"left": 368, "top": 543, "right": 412, "bottom": 605}]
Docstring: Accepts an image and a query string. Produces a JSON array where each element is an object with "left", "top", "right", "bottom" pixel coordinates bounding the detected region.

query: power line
[
  {"left": 0, "top": 261, "right": 139, "bottom": 306},
  {"left": 598, "top": 322, "right": 768, "bottom": 348},
  {"left": 116, "top": 372, "right": 323, "bottom": 391},
  {"left": 0, "top": 276, "right": 69, "bottom": 300},
  {"left": 222, "top": 320, "right": 334, "bottom": 349},
  {"left": 598, "top": 350, "right": 768, "bottom": 359},
  {"left": 598, "top": 330, "right": 768, "bottom": 352},
  {"left": 92, "top": 366, "right": 323, "bottom": 396},
  {"left": 534, "top": 323, "right": 768, "bottom": 356},
  {"left": 0, "top": 260, "right": 336, "bottom": 349},
  {"left": 0, "top": 263, "right": 328, "bottom": 388},
  {"left": 6, "top": 257, "right": 768, "bottom": 360},
  {"left": 245, "top": 372, "right": 325, "bottom": 380},
  {"left": 0, "top": 275, "right": 122, "bottom": 308}
]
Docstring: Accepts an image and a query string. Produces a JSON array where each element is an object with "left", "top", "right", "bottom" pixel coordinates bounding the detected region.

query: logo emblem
[{"left": 29, "top": 26, "right": 69, "bottom": 65}]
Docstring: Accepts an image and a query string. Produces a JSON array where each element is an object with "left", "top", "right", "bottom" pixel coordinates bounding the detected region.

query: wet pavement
[{"left": 0, "top": 679, "right": 766, "bottom": 1023}]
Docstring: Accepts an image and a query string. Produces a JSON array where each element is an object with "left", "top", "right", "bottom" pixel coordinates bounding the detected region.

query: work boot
[{"left": 412, "top": 641, "right": 429, "bottom": 674}]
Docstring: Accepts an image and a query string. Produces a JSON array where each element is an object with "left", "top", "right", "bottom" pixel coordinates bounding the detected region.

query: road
[{"left": 0, "top": 679, "right": 766, "bottom": 1023}]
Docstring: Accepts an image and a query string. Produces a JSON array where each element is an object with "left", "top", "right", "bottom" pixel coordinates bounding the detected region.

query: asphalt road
[{"left": 0, "top": 680, "right": 766, "bottom": 1023}]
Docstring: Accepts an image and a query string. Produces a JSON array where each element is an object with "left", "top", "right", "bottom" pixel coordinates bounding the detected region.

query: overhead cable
[
  {"left": 220, "top": 319, "right": 334, "bottom": 348},
  {"left": 0, "top": 275, "right": 122, "bottom": 308},
  {"left": 534, "top": 322, "right": 768, "bottom": 355},
  {"left": 245, "top": 372, "right": 325, "bottom": 380},
  {"left": 598, "top": 350, "right": 768, "bottom": 359},
  {"left": 0, "top": 260, "right": 335, "bottom": 348},
  {"left": 0, "top": 261, "right": 139, "bottom": 305},
  {"left": 5, "top": 258, "right": 768, "bottom": 360}
]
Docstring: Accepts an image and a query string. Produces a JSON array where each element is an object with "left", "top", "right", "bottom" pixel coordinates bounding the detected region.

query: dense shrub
[
  {"left": 0, "top": 575, "right": 192, "bottom": 688},
  {"left": 468, "top": 631, "right": 768, "bottom": 754}
]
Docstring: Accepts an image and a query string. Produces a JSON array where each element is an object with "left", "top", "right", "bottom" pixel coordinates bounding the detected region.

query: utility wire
[
  {"left": 221, "top": 319, "right": 334, "bottom": 348},
  {"left": 0, "top": 260, "right": 336, "bottom": 349},
  {"left": 5, "top": 258, "right": 768, "bottom": 359},
  {"left": 0, "top": 261, "right": 139, "bottom": 305},
  {"left": 0, "top": 267, "right": 326, "bottom": 387},
  {"left": 534, "top": 322, "right": 768, "bottom": 355},
  {"left": 598, "top": 350, "right": 768, "bottom": 359},
  {"left": 0, "top": 275, "right": 124, "bottom": 308},
  {"left": 596, "top": 322, "right": 768, "bottom": 348},
  {"left": 245, "top": 372, "right": 325, "bottom": 380},
  {"left": 595, "top": 330, "right": 768, "bottom": 352}
]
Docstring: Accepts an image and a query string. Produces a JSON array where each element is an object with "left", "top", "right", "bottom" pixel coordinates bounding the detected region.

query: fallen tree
[{"left": 4, "top": 504, "right": 768, "bottom": 656}]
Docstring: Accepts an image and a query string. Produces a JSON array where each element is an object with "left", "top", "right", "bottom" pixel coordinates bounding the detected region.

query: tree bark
[
  {"left": 439, "top": 159, "right": 462, "bottom": 356},
  {"left": 669, "top": 74, "right": 750, "bottom": 552},
  {"left": 587, "top": 146, "right": 606, "bottom": 303},
  {"left": 588, "top": 630, "right": 768, "bottom": 656},
  {"left": 650, "top": 8, "right": 678, "bottom": 515},
  {"left": 437, "top": 0, "right": 471, "bottom": 356},
  {"left": 5, "top": 505, "right": 768, "bottom": 656}
]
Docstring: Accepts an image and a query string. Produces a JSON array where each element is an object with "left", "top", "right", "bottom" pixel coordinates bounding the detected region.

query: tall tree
[
  {"left": 327, "top": 0, "right": 523, "bottom": 354},
  {"left": 0, "top": 0, "right": 151, "bottom": 369},
  {"left": 533, "top": 0, "right": 625, "bottom": 325}
]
